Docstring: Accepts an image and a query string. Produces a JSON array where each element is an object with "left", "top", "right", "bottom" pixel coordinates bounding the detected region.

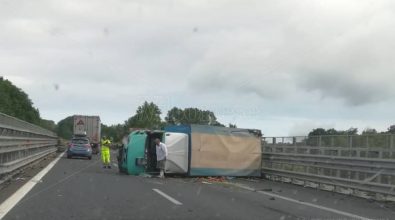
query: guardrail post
[
  {"left": 366, "top": 136, "right": 369, "bottom": 148},
  {"left": 335, "top": 169, "right": 341, "bottom": 178},
  {"left": 318, "top": 136, "right": 322, "bottom": 147},
  {"left": 348, "top": 136, "right": 354, "bottom": 157}
]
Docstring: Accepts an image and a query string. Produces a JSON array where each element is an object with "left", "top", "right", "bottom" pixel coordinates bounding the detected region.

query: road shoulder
[{"left": 0, "top": 152, "right": 61, "bottom": 204}]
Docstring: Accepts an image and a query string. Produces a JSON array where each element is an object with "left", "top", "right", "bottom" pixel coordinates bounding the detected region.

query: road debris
[
  {"left": 261, "top": 188, "right": 273, "bottom": 192},
  {"left": 196, "top": 177, "right": 227, "bottom": 184},
  {"left": 243, "top": 178, "right": 260, "bottom": 182},
  {"left": 139, "top": 173, "right": 152, "bottom": 178}
]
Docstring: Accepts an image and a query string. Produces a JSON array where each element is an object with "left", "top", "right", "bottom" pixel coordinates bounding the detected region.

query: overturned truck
[{"left": 118, "top": 125, "right": 262, "bottom": 177}]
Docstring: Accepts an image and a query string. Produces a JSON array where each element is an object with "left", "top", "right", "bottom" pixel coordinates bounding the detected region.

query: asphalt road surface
[{"left": 1, "top": 152, "right": 394, "bottom": 220}]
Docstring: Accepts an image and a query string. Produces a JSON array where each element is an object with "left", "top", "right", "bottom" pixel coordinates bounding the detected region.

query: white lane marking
[
  {"left": 235, "top": 184, "right": 371, "bottom": 220},
  {"left": 0, "top": 152, "right": 64, "bottom": 219},
  {"left": 152, "top": 189, "right": 182, "bottom": 205}
]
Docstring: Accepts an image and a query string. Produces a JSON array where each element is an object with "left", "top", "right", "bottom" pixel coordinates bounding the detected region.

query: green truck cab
[{"left": 119, "top": 130, "right": 164, "bottom": 175}]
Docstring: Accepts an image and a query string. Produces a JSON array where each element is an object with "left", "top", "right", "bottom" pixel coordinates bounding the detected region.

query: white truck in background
[{"left": 73, "top": 115, "right": 101, "bottom": 154}]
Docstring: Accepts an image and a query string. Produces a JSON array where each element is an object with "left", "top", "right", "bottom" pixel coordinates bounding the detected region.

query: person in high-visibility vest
[{"left": 101, "top": 139, "right": 111, "bottom": 168}]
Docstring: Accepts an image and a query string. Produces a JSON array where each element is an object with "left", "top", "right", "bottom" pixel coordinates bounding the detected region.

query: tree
[
  {"left": 308, "top": 127, "right": 358, "bottom": 136},
  {"left": 125, "top": 101, "right": 162, "bottom": 129},
  {"left": 325, "top": 128, "right": 338, "bottom": 135},
  {"left": 346, "top": 127, "right": 358, "bottom": 135},
  {"left": 228, "top": 123, "right": 237, "bottom": 128},
  {"left": 40, "top": 119, "right": 56, "bottom": 131},
  {"left": 102, "top": 123, "right": 127, "bottom": 143},
  {"left": 387, "top": 125, "right": 395, "bottom": 134},
  {"left": 56, "top": 116, "right": 74, "bottom": 139},
  {"left": 0, "top": 78, "right": 41, "bottom": 124},
  {"left": 308, "top": 128, "right": 327, "bottom": 136},
  {"left": 165, "top": 107, "right": 183, "bottom": 125},
  {"left": 165, "top": 107, "right": 223, "bottom": 126},
  {"left": 362, "top": 128, "right": 377, "bottom": 135}
]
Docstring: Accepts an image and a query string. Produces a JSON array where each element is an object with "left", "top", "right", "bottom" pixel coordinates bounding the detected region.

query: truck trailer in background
[{"left": 73, "top": 115, "right": 101, "bottom": 154}]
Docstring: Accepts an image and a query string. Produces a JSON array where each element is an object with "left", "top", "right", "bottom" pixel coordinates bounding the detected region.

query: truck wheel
[{"left": 88, "top": 156, "right": 92, "bottom": 160}]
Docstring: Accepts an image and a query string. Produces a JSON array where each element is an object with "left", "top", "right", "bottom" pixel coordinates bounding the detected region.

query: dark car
[{"left": 67, "top": 138, "right": 92, "bottom": 159}]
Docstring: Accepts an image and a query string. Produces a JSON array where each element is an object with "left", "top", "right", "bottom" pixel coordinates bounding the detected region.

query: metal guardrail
[
  {"left": 0, "top": 113, "right": 58, "bottom": 179},
  {"left": 262, "top": 135, "right": 395, "bottom": 202}
]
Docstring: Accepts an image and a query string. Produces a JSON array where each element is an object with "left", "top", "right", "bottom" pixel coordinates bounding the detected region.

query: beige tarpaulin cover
[{"left": 189, "top": 125, "right": 262, "bottom": 176}]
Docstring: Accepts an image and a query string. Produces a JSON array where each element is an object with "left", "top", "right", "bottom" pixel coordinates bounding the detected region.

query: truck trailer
[
  {"left": 118, "top": 125, "right": 262, "bottom": 177},
  {"left": 73, "top": 115, "right": 101, "bottom": 154}
]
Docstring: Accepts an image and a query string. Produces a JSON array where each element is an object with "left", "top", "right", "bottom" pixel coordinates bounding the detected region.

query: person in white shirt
[{"left": 155, "top": 138, "right": 168, "bottom": 178}]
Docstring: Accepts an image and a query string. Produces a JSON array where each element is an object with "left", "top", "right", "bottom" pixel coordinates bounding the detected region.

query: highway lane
[{"left": 2, "top": 152, "right": 393, "bottom": 220}]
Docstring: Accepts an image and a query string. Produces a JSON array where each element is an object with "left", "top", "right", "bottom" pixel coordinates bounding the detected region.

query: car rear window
[{"left": 72, "top": 139, "right": 89, "bottom": 144}]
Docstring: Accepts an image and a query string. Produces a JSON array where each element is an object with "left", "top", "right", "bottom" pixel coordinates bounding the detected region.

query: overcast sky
[{"left": 1, "top": 0, "right": 395, "bottom": 136}]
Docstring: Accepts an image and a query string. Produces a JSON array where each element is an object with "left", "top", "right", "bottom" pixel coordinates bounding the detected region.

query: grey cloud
[
  {"left": 186, "top": 0, "right": 395, "bottom": 105},
  {"left": 1, "top": 0, "right": 395, "bottom": 134},
  {"left": 292, "top": 5, "right": 395, "bottom": 105},
  {"left": 298, "top": 70, "right": 392, "bottom": 106}
]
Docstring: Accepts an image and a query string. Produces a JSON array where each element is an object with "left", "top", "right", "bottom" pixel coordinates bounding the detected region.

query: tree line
[
  {"left": 308, "top": 126, "right": 395, "bottom": 137},
  {"left": 306, "top": 127, "right": 395, "bottom": 148},
  {"left": 57, "top": 101, "right": 230, "bottom": 142},
  {"left": 0, "top": 77, "right": 56, "bottom": 130},
  {"left": 0, "top": 79, "right": 232, "bottom": 142}
]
